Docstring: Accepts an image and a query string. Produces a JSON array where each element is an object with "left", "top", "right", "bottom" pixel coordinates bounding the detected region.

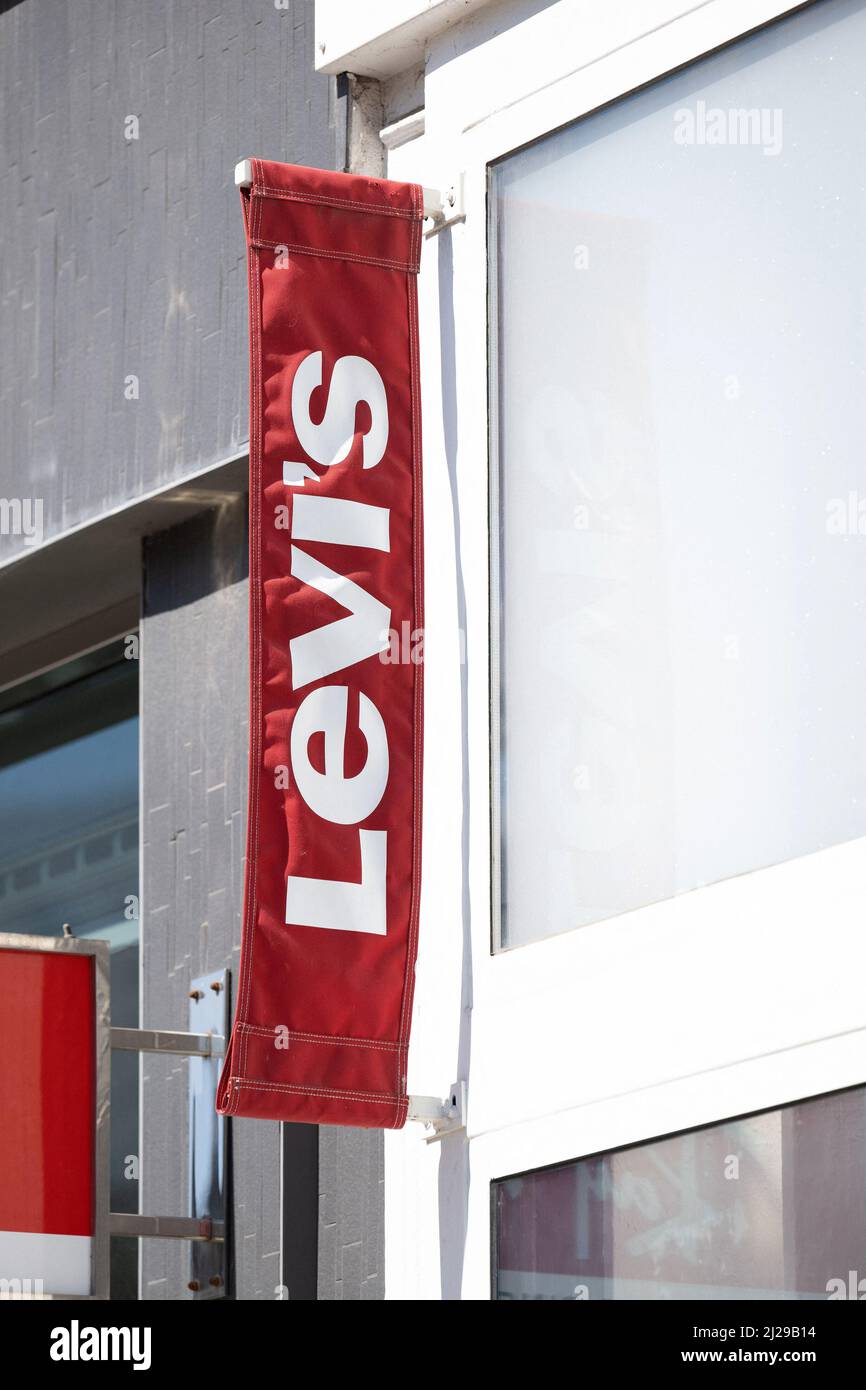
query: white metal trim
[
  {"left": 380, "top": 110, "right": 426, "bottom": 150},
  {"left": 314, "top": 0, "right": 501, "bottom": 79}
]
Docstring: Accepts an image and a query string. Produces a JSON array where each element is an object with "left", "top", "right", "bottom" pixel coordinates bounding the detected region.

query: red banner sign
[
  {"left": 0, "top": 941, "right": 100, "bottom": 1297},
  {"left": 217, "top": 161, "right": 424, "bottom": 1128}
]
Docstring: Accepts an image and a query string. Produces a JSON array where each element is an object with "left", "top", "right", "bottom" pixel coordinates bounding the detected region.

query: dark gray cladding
[{"left": 0, "top": 0, "right": 342, "bottom": 563}]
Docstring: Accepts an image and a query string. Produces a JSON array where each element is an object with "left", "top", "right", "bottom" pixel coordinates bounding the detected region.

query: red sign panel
[
  {"left": 217, "top": 161, "right": 424, "bottom": 1128},
  {"left": 0, "top": 944, "right": 96, "bottom": 1296}
]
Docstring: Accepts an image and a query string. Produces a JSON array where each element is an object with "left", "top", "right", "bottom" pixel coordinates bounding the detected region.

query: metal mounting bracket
[
  {"left": 108, "top": 970, "right": 230, "bottom": 1298},
  {"left": 111, "top": 1026, "right": 224, "bottom": 1057},
  {"left": 109, "top": 1214, "right": 224, "bottom": 1242},
  {"left": 422, "top": 176, "right": 465, "bottom": 238},
  {"left": 407, "top": 1081, "right": 466, "bottom": 1142}
]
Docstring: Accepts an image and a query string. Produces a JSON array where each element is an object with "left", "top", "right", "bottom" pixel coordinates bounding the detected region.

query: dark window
[
  {"left": 494, "top": 1086, "right": 866, "bottom": 1300},
  {"left": 0, "top": 641, "right": 139, "bottom": 1298}
]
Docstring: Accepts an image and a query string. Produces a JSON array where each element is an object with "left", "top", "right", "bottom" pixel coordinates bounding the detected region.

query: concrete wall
[
  {"left": 0, "top": 0, "right": 342, "bottom": 563},
  {"left": 318, "top": 1127, "right": 384, "bottom": 1300}
]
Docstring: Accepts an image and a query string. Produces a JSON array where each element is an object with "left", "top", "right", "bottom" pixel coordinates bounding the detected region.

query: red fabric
[
  {"left": 217, "top": 161, "right": 424, "bottom": 1128},
  {"left": 0, "top": 948, "right": 95, "bottom": 1236}
]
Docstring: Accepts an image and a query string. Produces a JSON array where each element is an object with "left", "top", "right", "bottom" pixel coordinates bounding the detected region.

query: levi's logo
[
  {"left": 281, "top": 350, "right": 393, "bottom": 937},
  {"left": 50, "top": 1320, "right": 152, "bottom": 1370}
]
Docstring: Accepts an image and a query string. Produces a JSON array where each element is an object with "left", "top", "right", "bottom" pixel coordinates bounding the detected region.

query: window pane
[
  {"left": 0, "top": 645, "right": 140, "bottom": 1298},
  {"left": 491, "top": 0, "right": 866, "bottom": 947},
  {"left": 494, "top": 1086, "right": 866, "bottom": 1300}
]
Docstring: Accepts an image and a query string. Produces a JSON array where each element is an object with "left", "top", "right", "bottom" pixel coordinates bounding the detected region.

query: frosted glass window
[{"left": 491, "top": 0, "right": 866, "bottom": 948}]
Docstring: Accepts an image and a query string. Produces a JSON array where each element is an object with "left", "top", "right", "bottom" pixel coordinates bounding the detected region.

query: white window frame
[{"left": 383, "top": 0, "right": 866, "bottom": 1299}]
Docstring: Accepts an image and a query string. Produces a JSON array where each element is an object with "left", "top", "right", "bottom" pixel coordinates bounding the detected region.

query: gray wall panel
[
  {"left": 318, "top": 1127, "right": 384, "bottom": 1300},
  {"left": 140, "top": 499, "right": 286, "bottom": 1302},
  {"left": 0, "top": 0, "right": 341, "bottom": 562}
]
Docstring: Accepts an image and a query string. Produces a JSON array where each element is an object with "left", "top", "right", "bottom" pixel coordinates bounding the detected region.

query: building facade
[
  {"left": 0, "top": 0, "right": 381, "bottom": 1301},
  {"left": 315, "top": 0, "right": 866, "bottom": 1299},
  {"left": 2, "top": 0, "right": 866, "bottom": 1301}
]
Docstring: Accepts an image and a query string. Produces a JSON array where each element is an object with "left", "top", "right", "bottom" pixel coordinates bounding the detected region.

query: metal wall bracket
[
  {"left": 107, "top": 971, "right": 230, "bottom": 1298},
  {"left": 423, "top": 176, "right": 465, "bottom": 238},
  {"left": 109, "top": 1214, "right": 224, "bottom": 1242},
  {"left": 407, "top": 1081, "right": 466, "bottom": 1141},
  {"left": 111, "top": 1027, "right": 224, "bottom": 1057}
]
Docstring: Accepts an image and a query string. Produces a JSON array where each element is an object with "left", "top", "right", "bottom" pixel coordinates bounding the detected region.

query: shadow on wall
[{"left": 144, "top": 495, "right": 249, "bottom": 616}]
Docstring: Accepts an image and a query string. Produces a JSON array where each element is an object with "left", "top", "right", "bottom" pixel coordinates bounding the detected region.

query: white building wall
[{"left": 321, "top": 0, "right": 866, "bottom": 1299}]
